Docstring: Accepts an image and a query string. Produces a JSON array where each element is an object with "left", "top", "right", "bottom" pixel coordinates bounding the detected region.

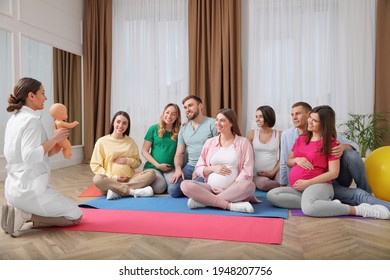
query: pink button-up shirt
[{"left": 195, "top": 135, "right": 254, "bottom": 183}]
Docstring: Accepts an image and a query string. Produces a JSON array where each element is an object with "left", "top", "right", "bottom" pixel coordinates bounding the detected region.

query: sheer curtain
[
  {"left": 0, "top": 29, "right": 12, "bottom": 155},
  {"left": 112, "top": 0, "right": 189, "bottom": 157},
  {"left": 21, "top": 37, "right": 54, "bottom": 138},
  {"left": 243, "top": 0, "right": 377, "bottom": 134}
]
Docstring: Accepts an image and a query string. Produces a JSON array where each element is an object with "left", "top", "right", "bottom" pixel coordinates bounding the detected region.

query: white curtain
[
  {"left": 112, "top": 0, "right": 189, "bottom": 159},
  {"left": 0, "top": 28, "right": 13, "bottom": 155},
  {"left": 21, "top": 37, "right": 54, "bottom": 138},
  {"left": 244, "top": 0, "right": 377, "bottom": 134},
  {"left": 0, "top": 35, "right": 54, "bottom": 155}
]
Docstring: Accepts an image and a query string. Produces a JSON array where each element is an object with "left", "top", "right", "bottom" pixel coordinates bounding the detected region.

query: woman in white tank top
[{"left": 247, "top": 106, "right": 281, "bottom": 191}]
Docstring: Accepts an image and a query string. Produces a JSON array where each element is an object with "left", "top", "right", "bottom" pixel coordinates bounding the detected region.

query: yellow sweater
[{"left": 90, "top": 134, "right": 141, "bottom": 179}]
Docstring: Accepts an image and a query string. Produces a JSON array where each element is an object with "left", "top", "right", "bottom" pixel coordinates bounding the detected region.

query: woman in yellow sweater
[{"left": 90, "top": 111, "right": 156, "bottom": 200}]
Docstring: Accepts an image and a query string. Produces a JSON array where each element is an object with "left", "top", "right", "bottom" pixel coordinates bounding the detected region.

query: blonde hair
[{"left": 158, "top": 103, "right": 181, "bottom": 141}]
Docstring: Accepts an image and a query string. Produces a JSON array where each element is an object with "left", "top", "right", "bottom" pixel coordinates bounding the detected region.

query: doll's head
[{"left": 50, "top": 103, "right": 68, "bottom": 120}]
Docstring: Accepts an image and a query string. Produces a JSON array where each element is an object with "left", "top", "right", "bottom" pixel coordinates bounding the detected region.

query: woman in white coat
[{"left": 1, "top": 77, "right": 82, "bottom": 237}]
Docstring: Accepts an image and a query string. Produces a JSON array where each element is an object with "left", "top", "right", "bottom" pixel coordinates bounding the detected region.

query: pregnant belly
[
  {"left": 207, "top": 172, "right": 237, "bottom": 189},
  {"left": 111, "top": 163, "right": 133, "bottom": 177}
]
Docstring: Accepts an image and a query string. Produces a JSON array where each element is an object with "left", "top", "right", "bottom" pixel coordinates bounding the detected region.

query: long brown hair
[
  {"left": 305, "top": 105, "right": 336, "bottom": 157},
  {"left": 218, "top": 108, "right": 241, "bottom": 136},
  {"left": 7, "top": 77, "right": 42, "bottom": 112},
  {"left": 158, "top": 103, "right": 182, "bottom": 141}
]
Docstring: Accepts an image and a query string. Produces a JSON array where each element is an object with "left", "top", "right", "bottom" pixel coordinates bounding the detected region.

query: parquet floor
[{"left": 1, "top": 164, "right": 390, "bottom": 260}]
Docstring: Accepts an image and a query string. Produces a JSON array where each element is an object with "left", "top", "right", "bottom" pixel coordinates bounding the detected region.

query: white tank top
[
  {"left": 207, "top": 145, "right": 238, "bottom": 189},
  {"left": 253, "top": 128, "right": 279, "bottom": 173}
]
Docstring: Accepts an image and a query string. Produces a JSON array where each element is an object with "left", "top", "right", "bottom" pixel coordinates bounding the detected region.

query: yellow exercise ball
[{"left": 365, "top": 146, "right": 390, "bottom": 201}]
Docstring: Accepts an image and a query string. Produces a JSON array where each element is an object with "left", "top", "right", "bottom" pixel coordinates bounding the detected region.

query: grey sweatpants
[{"left": 267, "top": 183, "right": 350, "bottom": 217}]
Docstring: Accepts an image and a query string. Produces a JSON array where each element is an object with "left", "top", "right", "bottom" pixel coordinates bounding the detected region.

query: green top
[{"left": 143, "top": 124, "right": 178, "bottom": 173}]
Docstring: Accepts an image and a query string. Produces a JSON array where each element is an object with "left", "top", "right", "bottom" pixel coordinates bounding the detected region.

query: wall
[{"left": 0, "top": 0, "right": 84, "bottom": 181}]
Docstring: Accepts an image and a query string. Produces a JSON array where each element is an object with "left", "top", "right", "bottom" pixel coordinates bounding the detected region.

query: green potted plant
[{"left": 339, "top": 113, "right": 388, "bottom": 157}]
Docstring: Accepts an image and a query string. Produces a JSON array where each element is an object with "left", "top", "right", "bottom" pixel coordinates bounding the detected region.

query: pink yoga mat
[
  {"left": 79, "top": 185, "right": 103, "bottom": 197},
  {"left": 61, "top": 208, "right": 284, "bottom": 244}
]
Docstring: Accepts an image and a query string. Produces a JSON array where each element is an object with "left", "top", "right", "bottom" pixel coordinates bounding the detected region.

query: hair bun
[{"left": 8, "top": 94, "right": 19, "bottom": 103}]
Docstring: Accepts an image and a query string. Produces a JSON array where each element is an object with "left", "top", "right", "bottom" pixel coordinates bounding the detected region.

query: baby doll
[{"left": 49, "top": 103, "right": 79, "bottom": 159}]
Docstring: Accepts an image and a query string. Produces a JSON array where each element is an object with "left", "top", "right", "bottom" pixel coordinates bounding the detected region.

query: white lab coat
[{"left": 4, "top": 106, "right": 81, "bottom": 219}]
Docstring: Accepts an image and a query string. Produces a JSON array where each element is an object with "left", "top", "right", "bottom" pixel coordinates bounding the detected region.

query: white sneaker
[
  {"left": 106, "top": 190, "right": 122, "bottom": 200},
  {"left": 332, "top": 199, "right": 341, "bottom": 204},
  {"left": 187, "top": 198, "right": 206, "bottom": 209},
  {"left": 355, "top": 203, "right": 390, "bottom": 219},
  {"left": 130, "top": 186, "right": 154, "bottom": 198},
  {"left": 230, "top": 202, "right": 254, "bottom": 213},
  {"left": 6, "top": 206, "right": 33, "bottom": 237}
]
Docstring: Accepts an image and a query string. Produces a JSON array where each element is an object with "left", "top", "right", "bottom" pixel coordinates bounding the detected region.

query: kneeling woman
[
  {"left": 2, "top": 77, "right": 82, "bottom": 237},
  {"left": 181, "top": 108, "right": 258, "bottom": 213}
]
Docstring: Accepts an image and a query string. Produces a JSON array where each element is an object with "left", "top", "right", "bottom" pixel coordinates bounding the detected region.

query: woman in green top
[{"left": 142, "top": 103, "right": 182, "bottom": 194}]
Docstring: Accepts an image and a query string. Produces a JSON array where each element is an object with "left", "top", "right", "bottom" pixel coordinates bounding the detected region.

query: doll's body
[{"left": 49, "top": 103, "right": 79, "bottom": 159}]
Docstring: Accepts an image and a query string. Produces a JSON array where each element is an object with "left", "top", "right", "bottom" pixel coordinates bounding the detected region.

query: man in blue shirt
[
  {"left": 280, "top": 102, "right": 390, "bottom": 209},
  {"left": 168, "top": 95, "right": 217, "bottom": 197}
]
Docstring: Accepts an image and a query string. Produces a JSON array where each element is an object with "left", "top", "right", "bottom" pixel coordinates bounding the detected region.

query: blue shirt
[{"left": 178, "top": 117, "right": 217, "bottom": 166}]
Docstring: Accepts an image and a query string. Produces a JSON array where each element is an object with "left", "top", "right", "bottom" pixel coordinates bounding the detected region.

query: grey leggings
[
  {"left": 149, "top": 169, "right": 174, "bottom": 194},
  {"left": 267, "top": 183, "right": 350, "bottom": 217}
]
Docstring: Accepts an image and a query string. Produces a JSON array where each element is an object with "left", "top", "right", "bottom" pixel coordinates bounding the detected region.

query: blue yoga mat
[{"left": 79, "top": 190, "right": 288, "bottom": 219}]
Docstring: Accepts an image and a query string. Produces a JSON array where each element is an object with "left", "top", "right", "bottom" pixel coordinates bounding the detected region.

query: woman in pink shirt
[
  {"left": 267, "top": 105, "right": 390, "bottom": 219},
  {"left": 181, "top": 108, "right": 259, "bottom": 213}
]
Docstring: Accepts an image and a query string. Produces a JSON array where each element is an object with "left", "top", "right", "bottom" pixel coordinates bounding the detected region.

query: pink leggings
[{"left": 181, "top": 180, "right": 256, "bottom": 210}]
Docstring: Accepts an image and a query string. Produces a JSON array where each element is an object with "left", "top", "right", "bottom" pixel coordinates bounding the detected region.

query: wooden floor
[{"left": 1, "top": 163, "right": 390, "bottom": 260}]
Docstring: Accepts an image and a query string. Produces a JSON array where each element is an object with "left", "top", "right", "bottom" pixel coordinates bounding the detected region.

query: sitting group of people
[
  {"left": 1, "top": 77, "right": 390, "bottom": 238},
  {"left": 90, "top": 96, "right": 259, "bottom": 213},
  {"left": 90, "top": 95, "right": 390, "bottom": 220}
]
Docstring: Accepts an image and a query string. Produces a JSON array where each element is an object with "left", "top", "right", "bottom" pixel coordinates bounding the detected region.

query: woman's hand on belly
[
  {"left": 214, "top": 165, "right": 232, "bottom": 176},
  {"left": 292, "top": 179, "right": 310, "bottom": 191},
  {"left": 113, "top": 157, "right": 128, "bottom": 165}
]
